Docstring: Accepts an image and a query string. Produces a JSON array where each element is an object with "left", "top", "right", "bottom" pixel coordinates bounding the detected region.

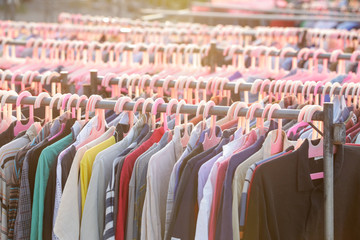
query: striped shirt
[{"left": 0, "top": 124, "right": 39, "bottom": 239}]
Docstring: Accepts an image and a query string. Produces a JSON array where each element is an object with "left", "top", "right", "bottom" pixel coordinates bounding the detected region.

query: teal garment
[{"left": 30, "top": 133, "right": 73, "bottom": 240}]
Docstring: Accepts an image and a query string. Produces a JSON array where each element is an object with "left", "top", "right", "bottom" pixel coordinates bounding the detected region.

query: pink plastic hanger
[
  {"left": 329, "top": 82, "right": 341, "bottom": 102},
  {"left": 151, "top": 98, "right": 166, "bottom": 130},
  {"left": 175, "top": 100, "right": 190, "bottom": 147},
  {"left": 330, "top": 49, "right": 345, "bottom": 75},
  {"left": 14, "top": 91, "right": 35, "bottom": 136},
  {"left": 246, "top": 102, "right": 266, "bottom": 136},
  {"left": 57, "top": 93, "right": 72, "bottom": 116},
  {"left": 202, "top": 100, "right": 221, "bottom": 150},
  {"left": 233, "top": 102, "right": 248, "bottom": 132},
  {"left": 342, "top": 82, "right": 355, "bottom": 107},
  {"left": 103, "top": 72, "right": 117, "bottom": 98},
  {"left": 305, "top": 105, "right": 323, "bottom": 140},
  {"left": 114, "top": 96, "right": 134, "bottom": 129},
  {"left": 34, "top": 92, "right": 51, "bottom": 123},
  {"left": 89, "top": 95, "right": 106, "bottom": 132},
  {"left": 49, "top": 93, "right": 63, "bottom": 122},
  {"left": 0, "top": 90, "right": 17, "bottom": 133},
  {"left": 259, "top": 79, "right": 271, "bottom": 102},
  {"left": 133, "top": 97, "right": 145, "bottom": 115},
  {"left": 321, "top": 82, "right": 332, "bottom": 105},
  {"left": 280, "top": 47, "right": 297, "bottom": 71},
  {"left": 75, "top": 95, "right": 88, "bottom": 121},
  {"left": 250, "top": 79, "right": 263, "bottom": 102},
  {"left": 142, "top": 98, "right": 155, "bottom": 130},
  {"left": 66, "top": 94, "right": 80, "bottom": 119},
  {"left": 267, "top": 103, "right": 284, "bottom": 155},
  {"left": 351, "top": 83, "right": 360, "bottom": 107}
]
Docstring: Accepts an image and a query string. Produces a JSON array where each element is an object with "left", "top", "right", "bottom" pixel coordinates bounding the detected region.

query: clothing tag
[
  {"left": 314, "top": 156, "right": 323, "bottom": 161},
  {"left": 171, "top": 238, "right": 181, "bottom": 240}
]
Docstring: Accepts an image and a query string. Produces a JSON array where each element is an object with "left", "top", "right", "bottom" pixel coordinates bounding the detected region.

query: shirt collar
[{"left": 25, "top": 122, "right": 41, "bottom": 142}]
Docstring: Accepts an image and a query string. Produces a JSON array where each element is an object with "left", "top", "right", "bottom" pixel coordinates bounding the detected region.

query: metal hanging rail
[
  {"left": 95, "top": 74, "right": 346, "bottom": 97},
  {"left": 1, "top": 39, "right": 359, "bottom": 60},
  {"left": 3, "top": 94, "right": 325, "bottom": 120}
]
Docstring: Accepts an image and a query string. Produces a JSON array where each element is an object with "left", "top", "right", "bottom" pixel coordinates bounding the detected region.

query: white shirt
[
  {"left": 141, "top": 126, "right": 183, "bottom": 240},
  {"left": 53, "top": 127, "right": 116, "bottom": 240},
  {"left": 80, "top": 116, "right": 146, "bottom": 240}
]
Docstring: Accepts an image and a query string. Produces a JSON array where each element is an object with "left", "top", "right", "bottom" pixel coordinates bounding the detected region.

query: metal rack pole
[
  {"left": 1, "top": 39, "right": 359, "bottom": 61},
  {"left": 97, "top": 75, "right": 346, "bottom": 97},
  {"left": 323, "top": 102, "right": 334, "bottom": 240},
  {"left": 4, "top": 95, "right": 324, "bottom": 120}
]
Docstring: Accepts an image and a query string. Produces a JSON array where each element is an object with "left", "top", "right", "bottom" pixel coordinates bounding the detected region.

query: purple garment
[
  {"left": 173, "top": 127, "right": 220, "bottom": 198},
  {"left": 215, "top": 136, "right": 265, "bottom": 240},
  {"left": 228, "top": 71, "right": 242, "bottom": 81},
  {"left": 197, "top": 152, "right": 222, "bottom": 204},
  {"left": 166, "top": 130, "right": 233, "bottom": 240}
]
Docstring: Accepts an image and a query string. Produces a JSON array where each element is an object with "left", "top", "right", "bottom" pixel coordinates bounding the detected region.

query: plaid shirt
[
  {"left": 0, "top": 125, "right": 39, "bottom": 240},
  {"left": 14, "top": 123, "right": 54, "bottom": 240}
]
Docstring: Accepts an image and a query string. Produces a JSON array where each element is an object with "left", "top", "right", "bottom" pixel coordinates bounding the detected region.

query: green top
[{"left": 30, "top": 133, "right": 73, "bottom": 240}]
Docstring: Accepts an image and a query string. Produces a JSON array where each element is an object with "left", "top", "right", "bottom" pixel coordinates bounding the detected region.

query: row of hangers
[{"left": 0, "top": 90, "right": 325, "bottom": 158}]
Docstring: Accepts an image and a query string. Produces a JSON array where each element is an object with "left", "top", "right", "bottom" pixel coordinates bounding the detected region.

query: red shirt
[
  {"left": 208, "top": 131, "right": 257, "bottom": 240},
  {"left": 115, "top": 127, "right": 165, "bottom": 240}
]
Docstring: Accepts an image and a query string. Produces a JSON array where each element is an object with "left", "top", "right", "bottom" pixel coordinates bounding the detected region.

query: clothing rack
[
  {"left": 0, "top": 69, "right": 351, "bottom": 102},
  {"left": 0, "top": 21, "right": 260, "bottom": 42},
  {"left": 1, "top": 38, "right": 359, "bottom": 77},
  {"left": 2, "top": 92, "right": 338, "bottom": 239},
  {"left": 2, "top": 37, "right": 358, "bottom": 61}
]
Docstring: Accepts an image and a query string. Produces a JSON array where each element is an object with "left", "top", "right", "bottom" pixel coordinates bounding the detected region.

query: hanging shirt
[
  {"left": 244, "top": 140, "right": 360, "bottom": 240},
  {"left": 113, "top": 130, "right": 153, "bottom": 235},
  {"left": 238, "top": 149, "right": 292, "bottom": 239},
  {"left": 53, "top": 127, "right": 115, "bottom": 240},
  {"left": 116, "top": 126, "right": 165, "bottom": 240},
  {"left": 195, "top": 129, "right": 245, "bottom": 240},
  {"left": 125, "top": 131, "right": 169, "bottom": 240},
  {"left": 53, "top": 117, "right": 100, "bottom": 239},
  {"left": 208, "top": 131, "right": 258, "bottom": 240},
  {"left": 168, "top": 132, "right": 232, "bottom": 240},
  {"left": 0, "top": 124, "right": 38, "bottom": 240},
  {"left": 15, "top": 116, "right": 70, "bottom": 240},
  {"left": 103, "top": 122, "right": 150, "bottom": 240},
  {"left": 232, "top": 130, "right": 296, "bottom": 240},
  {"left": 141, "top": 126, "right": 183, "bottom": 240},
  {"left": 10, "top": 123, "right": 51, "bottom": 240},
  {"left": 215, "top": 135, "right": 264, "bottom": 240},
  {"left": 79, "top": 136, "right": 116, "bottom": 214},
  {"left": 198, "top": 127, "right": 243, "bottom": 204},
  {"left": 80, "top": 116, "right": 147, "bottom": 240},
  {"left": 43, "top": 122, "right": 83, "bottom": 240},
  {"left": 30, "top": 132, "right": 74, "bottom": 240},
  {"left": 125, "top": 143, "right": 158, "bottom": 240},
  {"left": 164, "top": 122, "right": 204, "bottom": 236}
]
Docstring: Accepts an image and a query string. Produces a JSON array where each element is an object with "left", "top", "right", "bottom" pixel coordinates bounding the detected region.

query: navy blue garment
[
  {"left": 215, "top": 136, "right": 265, "bottom": 240},
  {"left": 166, "top": 129, "right": 235, "bottom": 240}
]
